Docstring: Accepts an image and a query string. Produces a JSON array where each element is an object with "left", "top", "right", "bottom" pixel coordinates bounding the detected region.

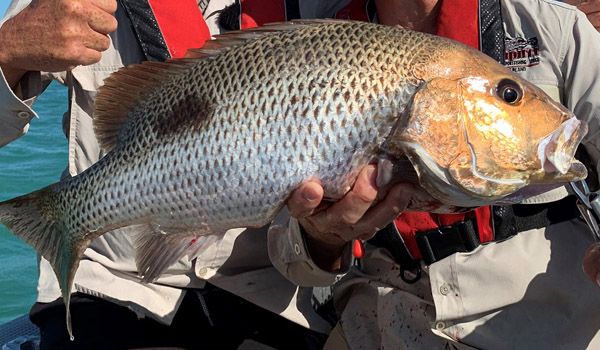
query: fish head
[{"left": 389, "top": 49, "right": 587, "bottom": 205}]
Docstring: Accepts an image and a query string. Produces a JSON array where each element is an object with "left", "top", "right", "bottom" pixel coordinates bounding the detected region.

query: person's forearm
[
  {"left": 0, "top": 64, "right": 27, "bottom": 90},
  {"left": 0, "top": 0, "right": 118, "bottom": 93},
  {"left": 0, "top": 20, "right": 28, "bottom": 90}
]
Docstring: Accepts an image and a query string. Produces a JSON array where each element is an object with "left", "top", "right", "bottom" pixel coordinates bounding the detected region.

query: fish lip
[{"left": 537, "top": 116, "right": 587, "bottom": 175}]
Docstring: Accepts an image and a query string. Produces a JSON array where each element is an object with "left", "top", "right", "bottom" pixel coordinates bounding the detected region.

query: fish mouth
[{"left": 538, "top": 116, "right": 587, "bottom": 176}]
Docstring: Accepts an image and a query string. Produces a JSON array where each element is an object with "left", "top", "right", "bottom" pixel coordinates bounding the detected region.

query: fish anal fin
[{"left": 133, "top": 224, "right": 218, "bottom": 283}]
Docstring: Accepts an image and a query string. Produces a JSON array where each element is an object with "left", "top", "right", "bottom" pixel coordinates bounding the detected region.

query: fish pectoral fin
[{"left": 133, "top": 224, "right": 218, "bottom": 283}]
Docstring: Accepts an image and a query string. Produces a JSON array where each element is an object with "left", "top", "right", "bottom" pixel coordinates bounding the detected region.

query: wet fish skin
[{"left": 0, "top": 20, "right": 586, "bottom": 337}]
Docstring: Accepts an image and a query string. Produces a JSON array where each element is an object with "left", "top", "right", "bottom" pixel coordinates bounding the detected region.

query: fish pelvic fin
[
  {"left": 133, "top": 224, "right": 218, "bottom": 283},
  {"left": 0, "top": 185, "right": 88, "bottom": 340}
]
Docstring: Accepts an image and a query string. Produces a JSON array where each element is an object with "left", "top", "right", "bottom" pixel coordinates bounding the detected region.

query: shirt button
[
  {"left": 435, "top": 321, "right": 446, "bottom": 330},
  {"left": 17, "top": 111, "right": 31, "bottom": 119},
  {"left": 198, "top": 267, "right": 209, "bottom": 276},
  {"left": 294, "top": 243, "right": 301, "bottom": 255},
  {"left": 439, "top": 284, "right": 450, "bottom": 295}
]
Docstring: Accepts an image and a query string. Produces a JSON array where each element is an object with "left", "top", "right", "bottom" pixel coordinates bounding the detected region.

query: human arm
[
  {"left": 0, "top": 0, "right": 117, "bottom": 146},
  {"left": 0, "top": 0, "right": 118, "bottom": 88}
]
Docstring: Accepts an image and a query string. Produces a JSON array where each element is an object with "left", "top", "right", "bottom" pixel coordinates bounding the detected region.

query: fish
[{"left": 0, "top": 20, "right": 587, "bottom": 336}]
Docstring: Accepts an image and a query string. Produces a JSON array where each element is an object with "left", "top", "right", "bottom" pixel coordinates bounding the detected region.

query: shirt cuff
[
  {"left": 0, "top": 67, "right": 40, "bottom": 147},
  {"left": 267, "top": 207, "right": 352, "bottom": 287}
]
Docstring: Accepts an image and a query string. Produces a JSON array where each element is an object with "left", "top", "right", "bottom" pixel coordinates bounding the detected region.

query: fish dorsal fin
[
  {"left": 183, "top": 20, "right": 338, "bottom": 58},
  {"left": 94, "top": 61, "right": 192, "bottom": 151},
  {"left": 93, "top": 20, "right": 342, "bottom": 151}
]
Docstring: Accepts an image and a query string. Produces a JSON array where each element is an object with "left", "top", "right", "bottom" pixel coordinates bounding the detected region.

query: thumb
[
  {"left": 287, "top": 181, "right": 324, "bottom": 218},
  {"left": 583, "top": 242, "right": 600, "bottom": 287}
]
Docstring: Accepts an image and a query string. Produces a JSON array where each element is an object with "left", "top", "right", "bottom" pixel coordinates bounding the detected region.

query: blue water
[{"left": 0, "top": 82, "right": 68, "bottom": 323}]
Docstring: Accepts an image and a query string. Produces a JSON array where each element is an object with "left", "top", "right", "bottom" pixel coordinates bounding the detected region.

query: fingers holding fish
[
  {"left": 352, "top": 183, "right": 415, "bottom": 240},
  {"left": 299, "top": 166, "right": 378, "bottom": 238},
  {"left": 287, "top": 181, "right": 325, "bottom": 219},
  {"left": 294, "top": 166, "right": 414, "bottom": 245}
]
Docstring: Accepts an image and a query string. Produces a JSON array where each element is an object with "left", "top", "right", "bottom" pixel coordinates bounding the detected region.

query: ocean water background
[
  {"left": 0, "top": 2, "right": 68, "bottom": 324},
  {"left": 0, "top": 1, "right": 8, "bottom": 16},
  {"left": 0, "top": 82, "right": 68, "bottom": 323}
]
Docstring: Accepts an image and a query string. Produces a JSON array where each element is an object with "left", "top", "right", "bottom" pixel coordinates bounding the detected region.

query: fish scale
[{"left": 0, "top": 20, "right": 587, "bottom": 338}]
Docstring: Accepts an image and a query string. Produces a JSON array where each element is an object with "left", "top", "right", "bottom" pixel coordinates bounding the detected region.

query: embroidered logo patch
[{"left": 504, "top": 36, "right": 540, "bottom": 72}]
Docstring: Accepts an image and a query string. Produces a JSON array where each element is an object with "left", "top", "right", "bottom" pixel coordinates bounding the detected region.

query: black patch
[
  {"left": 156, "top": 94, "right": 213, "bottom": 138},
  {"left": 216, "top": 1, "right": 241, "bottom": 31}
]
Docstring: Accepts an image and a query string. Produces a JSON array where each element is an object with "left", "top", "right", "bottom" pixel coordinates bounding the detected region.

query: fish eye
[{"left": 496, "top": 79, "right": 523, "bottom": 105}]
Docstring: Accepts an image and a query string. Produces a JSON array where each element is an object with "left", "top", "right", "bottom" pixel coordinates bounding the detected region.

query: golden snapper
[{"left": 0, "top": 20, "right": 587, "bottom": 336}]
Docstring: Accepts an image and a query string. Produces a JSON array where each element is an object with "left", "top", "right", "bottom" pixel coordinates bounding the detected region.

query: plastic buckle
[
  {"left": 400, "top": 264, "right": 422, "bottom": 284},
  {"left": 415, "top": 221, "right": 480, "bottom": 265},
  {"left": 569, "top": 181, "right": 600, "bottom": 241}
]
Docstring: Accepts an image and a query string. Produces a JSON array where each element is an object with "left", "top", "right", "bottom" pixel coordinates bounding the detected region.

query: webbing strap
[
  {"left": 479, "top": 0, "right": 506, "bottom": 64},
  {"left": 284, "top": 0, "right": 301, "bottom": 20},
  {"left": 119, "top": 0, "right": 169, "bottom": 61}
]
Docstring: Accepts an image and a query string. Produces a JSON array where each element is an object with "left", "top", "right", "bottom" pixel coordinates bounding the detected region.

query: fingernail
[
  {"left": 302, "top": 189, "right": 319, "bottom": 202},
  {"left": 367, "top": 166, "right": 378, "bottom": 188}
]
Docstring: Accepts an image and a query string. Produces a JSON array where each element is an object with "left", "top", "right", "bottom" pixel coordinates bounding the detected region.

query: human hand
[
  {"left": 565, "top": 0, "right": 600, "bottom": 31},
  {"left": 0, "top": 0, "right": 118, "bottom": 85},
  {"left": 583, "top": 242, "right": 600, "bottom": 287},
  {"left": 287, "top": 165, "right": 416, "bottom": 271}
]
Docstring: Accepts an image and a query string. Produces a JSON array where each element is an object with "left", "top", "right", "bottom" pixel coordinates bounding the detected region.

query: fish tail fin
[{"left": 0, "top": 185, "right": 85, "bottom": 339}]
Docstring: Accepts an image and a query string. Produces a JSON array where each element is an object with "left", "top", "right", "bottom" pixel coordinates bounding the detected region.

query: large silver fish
[{"left": 0, "top": 20, "right": 587, "bottom": 336}]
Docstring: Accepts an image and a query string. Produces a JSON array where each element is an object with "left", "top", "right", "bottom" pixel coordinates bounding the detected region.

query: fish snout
[{"left": 538, "top": 116, "right": 587, "bottom": 174}]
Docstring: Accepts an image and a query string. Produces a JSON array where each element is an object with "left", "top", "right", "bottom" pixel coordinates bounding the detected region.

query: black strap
[
  {"left": 415, "top": 220, "right": 481, "bottom": 265},
  {"left": 369, "top": 224, "right": 421, "bottom": 284},
  {"left": 370, "top": 196, "right": 581, "bottom": 272},
  {"left": 118, "top": 0, "right": 170, "bottom": 62},
  {"left": 284, "top": 0, "right": 301, "bottom": 20},
  {"left": 493, "top": 195, "right": 581, "bottom": 240},
  {"left": 198, "top": 0, "right": 211, "bottom": 15},
  {"left": 479, "top": 0, "right": 505, "bottom": 64},
  {"left": 366, "top": 0, "right": 377, "bottom": 23}
]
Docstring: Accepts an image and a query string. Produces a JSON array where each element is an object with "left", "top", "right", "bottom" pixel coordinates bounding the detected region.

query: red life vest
[
  {"left": 147, "top": 0, "right": 211, "bottom": 58},
  {"left": 119, "top": 0, "right": 211, "bottom": 60}
]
